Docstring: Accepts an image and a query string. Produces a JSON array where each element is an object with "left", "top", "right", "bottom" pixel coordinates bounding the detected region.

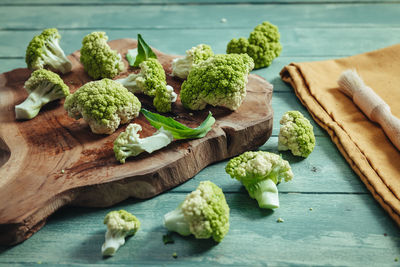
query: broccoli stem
[
  {"left": 15, "top": 93, "right": 42, "bottom": 119},
  {"left": 43, "top": 46, "right": 72, "bottom": 74},
  {"left": 163, "top": 207, "right": 191, "bottom": 236},
  {"left": 101, "top": 229, "right": 126, "bottom": 257},
  {"left": 248, "top": 179, "right": 280, "bottom": 209},
  {"left": 15, "top": 82, "right": 66, "bottom": 120},
  {"left": 116, "top": 73, "right": 142, "bottom": 93},
  {"left": 47, "top": 39, "right": 72, "bottom": 73}
]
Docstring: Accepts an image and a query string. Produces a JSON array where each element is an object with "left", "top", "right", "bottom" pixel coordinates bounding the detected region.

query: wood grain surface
[{"left": 0, "top": 38, "right": 273, "bottom": 245}]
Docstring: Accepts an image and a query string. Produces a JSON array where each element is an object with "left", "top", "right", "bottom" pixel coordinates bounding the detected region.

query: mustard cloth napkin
[{"left": 280, "top": 44, "right": 400, "bottom": 226}]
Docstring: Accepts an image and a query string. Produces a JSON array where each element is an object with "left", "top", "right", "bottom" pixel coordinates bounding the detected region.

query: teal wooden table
[{"left": 1, "top": 0, "right": 400, "bottom": 265}]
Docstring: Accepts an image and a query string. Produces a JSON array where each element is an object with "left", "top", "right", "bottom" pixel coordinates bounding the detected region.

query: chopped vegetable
[
  {"left": 113, "top": 123, "right": 174, "bottom": 163},
  {"left": 227, "top": 21, "right": 281, "bottom": 69},
  {"left": 278, "top": 111, "right": 315, "bottom": 158},
  {"left": 225, "top": 151, "right": 293, "bottom": 209},
  {"left": 163, "top": 181, "right": 230, "bottom": 242},
  {"left": 102, "top": 210, "right": 140, "bottom": 257},
  {"left": 180, "top": 54, "right": 254, "bottom": 111},
  {"left": 25, "top": 28, "right": 72, "bottom": 74},
  {"left": 15, "top": 69, "right": 70, "bottom": 120},
  {"left": 64, "top": 79, "right": 141, "bottom": 134},
  {"left": 162, "top": 233, "right": 175, "bottom": 245},
  {"left": 116, "top": 58, "right": 176, "bottom": 113},
  {"left": 126, "top": 49, "right": 138, "bottom": 67},
  {"left": 172, "top": 44, "right": 214, "bottom": 79},
  {"left": 276, "top": 218, "right": 284, "bottom": 223},
  {"left": 80, "top": 32, "right": 124, "bottom": 79},
  {"left": 132, "top": 34, "right": 157, "bottom": 67},
  {"left": 141, "top": 108, "right": 215, "bottom": 140}
]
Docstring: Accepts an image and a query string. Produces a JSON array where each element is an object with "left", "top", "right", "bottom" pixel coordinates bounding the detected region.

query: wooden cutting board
[{"left": 0, "top": 38, "right": 273, "bottom": 245}]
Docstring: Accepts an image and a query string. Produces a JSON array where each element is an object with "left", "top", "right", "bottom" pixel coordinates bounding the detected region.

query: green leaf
[
  {"left": 133, "top": 34, "right": 157, "bottom": 67},
  {"left": 141, "top": 108, "right": 216, "bottom": 140}
]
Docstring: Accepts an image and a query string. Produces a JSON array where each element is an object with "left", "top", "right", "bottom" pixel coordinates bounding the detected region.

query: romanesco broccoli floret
[
  {"left": 278, "top": 111, "right": 315, "bottom": 158},
  {"left": 116, "top": 58, "right": 176, "bottom": 112},
  {"left": 117, "top": 58, "right": 165, "bottom": 97},
  {"left": 163, "top": 181, "right": 230, "bottom": 242},
  {"left": 80, "top": 32, "right": 124, "bottom": 79},
  {"left": 153, "top": 85, "right": 177, "bottom": 113},
  {"left": 225, "top": 151, "right": 293, "bottom": 209},
  {"left": 172, "top": 44, "right": 214, "bottom": 79},
  {"left": 15, "top": 69, "right": 70, "bottom": 120},
  {"left": 64, "top": 79, "right": 141, "bottom": 134},
  {"left": 180, "top": 54, "right": 254, "bottom": 111},
  {"left": 102, "top": 210, "right": 140, "bottom": 257},
  {"left": 25, "top": 28, "right": 72, "bottom": 74},
  {"left": 114, "top": 123, "right": 173, "bottom": 163},
  {"left": 227, "top": 21, "right": 282, "bottom": 69}
]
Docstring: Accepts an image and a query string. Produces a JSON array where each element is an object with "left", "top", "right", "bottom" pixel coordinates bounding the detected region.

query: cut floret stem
[
  {"left": 101, "top": 229, "right": 126, "bottom": 257},
  {"left": 15, "top": 82, "right": 59, "bottom": 119},
  {"left": 43, "top": 48, "right": 71, "bottom": 74},
  {"left": 248, "top": 179, "right": 279, "bottom": 209},
  {"left": 163, "top": 206, "right": 192, "bottom": 236},
  {"left": 116, "top": 73, "right": 142, "bottom": 94}
]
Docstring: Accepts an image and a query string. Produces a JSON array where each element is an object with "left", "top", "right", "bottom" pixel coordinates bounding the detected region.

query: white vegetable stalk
[
  {"left": 101, "top": 229, "right": 126, "bottom": 257},
  {"left": 251, "top": 179, "right": 280, "bottom": 209},
  {"left": 338, "top": 69, "right": 400, "bottom": 151},
  {"left": 15, "top": 83, "right": 54, "bottom": 119},
  {"left": 163, "top": 207, "right": 191, "bottom": 236}
]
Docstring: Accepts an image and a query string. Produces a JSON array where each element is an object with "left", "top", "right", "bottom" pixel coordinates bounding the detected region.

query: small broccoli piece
[
  {"left": 15, "top": 69, "right": 69, "bottom": 120},
  {"left": 25, "top": 28, "right": 72, "bottom": 74},
  {"left": 113, "top": 123, "right": 173, "bottom": 163},
  {"left": 117, "top": 58, "right": 176, "bottom": 113},
  {"left": 102, "top": 210, "right": 140, "bottom": 257},
  {"left": 64, "top": 79, "right": 140, "bottom": 134},
  {"left": 80, "top": 32, "right": 124, "bottom": 79},
  {"left": 153, "top": 85, "right": 177, "bottom": 113},
  {"left": 278, "top": 111, "right": 315, "bottom": 158},
  {"left": 225, "top": 151, "right": 293, "bottom": 209},
  {"left": 116, "top": 58, "right": 165, "bottom": 97},
  {"left": 180, "top": 54, "right": 254, "bottom": 111},
  {"left": 163, "top": 181, "right": 230, "bottom": 242},
  {"left": 227, "top": 21, "right": 282, "bottom": 69},
  {"left": 172, "top": 44, "right": 214, "bottom": 79}
]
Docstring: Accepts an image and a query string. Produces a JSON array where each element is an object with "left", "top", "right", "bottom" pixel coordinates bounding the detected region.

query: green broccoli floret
[
  {"left": 80, "top": 32, "right": 125, "bottom": 79},
  {"left": 15, "top": 69, "right": 70, "bottom": 120},
  {"left": 114, "top": 123, "right": 174, "bottom": 163},
  {"left": 225, "top": 151, "right": 293, "bottom": 209},
  {"left": 102, "top": 210, "right": 140, "bottom": 257},
  {"left": 117, "top": 58, "right": 165, "bottom": 97},
  {"left": 180, "top": 54, "right": 254, "bottom": 111},
  {"left": 172, "top": 44, "right": 214, "bottom": 79},
  {"left": 163, "top": 181, "right": 230, "bottom": 242},
  {"left": 25, "top": 28, "right": 72, "bottom": 74},
  {"left": 227, "top": 21, "right": 282, "bottom": 69},
  {"left": 278, "top": 111, "right": 315, "bottom": 158},
  {"left": 116, "top": 58, "right": 176, "bottom": 113},
  {"left": 64, "top": 79, "right": 141, "bottom": 134},
  {"left": 153, "top": 85, "right": 177, "bottom": 113}
]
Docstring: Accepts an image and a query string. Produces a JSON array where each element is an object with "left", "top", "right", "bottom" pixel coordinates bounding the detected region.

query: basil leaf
[
  {"left": 133, "top": 34, "right": 157, "bottom": 67},
  {"left": 141, "top": 109, "right": 215, "bottom": 140}
]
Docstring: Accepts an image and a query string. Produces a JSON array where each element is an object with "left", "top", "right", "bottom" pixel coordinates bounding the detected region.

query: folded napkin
[{"left": 280, "top": 44, "right": 400, "bottom": 226}]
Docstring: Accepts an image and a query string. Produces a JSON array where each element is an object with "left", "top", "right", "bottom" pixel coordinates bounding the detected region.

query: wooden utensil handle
[{"left": 371, "top": 105, "right": 400, "bottom": 150}]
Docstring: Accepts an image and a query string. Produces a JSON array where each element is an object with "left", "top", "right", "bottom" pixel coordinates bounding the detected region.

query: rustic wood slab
[{"left": 0, "top": 38, "right": 273, "bottom": 245}]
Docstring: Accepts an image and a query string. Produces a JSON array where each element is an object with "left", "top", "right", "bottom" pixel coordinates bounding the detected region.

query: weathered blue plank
[
  {"left": 0, "top": 193, "right": 398, "bottom": 266},
  {"left": 0, "top": 28, "right": 398, "bottom": 58},
  {"left": 0, "top": 4, "right": 400, "bottom": 30}
]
